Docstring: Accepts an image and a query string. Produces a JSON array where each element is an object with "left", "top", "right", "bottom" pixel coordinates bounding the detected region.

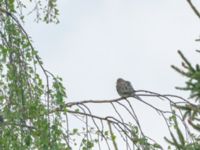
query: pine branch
[
  {"left": 186, "top": 0, "right": 200, "bottom": 19},
  {"left": 177, "top": 50, "right": 195, "bottom": 72}
]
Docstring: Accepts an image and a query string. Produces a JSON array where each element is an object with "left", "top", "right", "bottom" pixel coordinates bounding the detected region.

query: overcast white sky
[{"left": 25, "top": 0, "right": 200, "bottom": 148}]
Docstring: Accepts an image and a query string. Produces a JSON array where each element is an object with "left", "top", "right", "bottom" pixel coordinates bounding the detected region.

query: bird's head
[{"left": 117, "top": 78, "right": 125, "bottom": 83}]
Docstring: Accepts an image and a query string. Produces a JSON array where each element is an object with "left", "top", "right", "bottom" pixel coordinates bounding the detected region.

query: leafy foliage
[{"left": 0, "top": 0, "right": 66, "bottom": 149}]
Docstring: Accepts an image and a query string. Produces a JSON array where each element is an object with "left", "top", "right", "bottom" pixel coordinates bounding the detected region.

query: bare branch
[{"left": 186, "top": 0, "right": 200, "bottom": 19}]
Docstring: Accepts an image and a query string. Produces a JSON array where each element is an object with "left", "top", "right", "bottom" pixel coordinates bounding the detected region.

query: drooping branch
[{"left": 45, "top": 90, "right": 197, "bottom": 149}]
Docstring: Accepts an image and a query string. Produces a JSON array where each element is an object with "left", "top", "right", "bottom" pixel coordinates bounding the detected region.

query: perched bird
[{"left": 116, "top": 78, "right": 135, "bottom": 98}]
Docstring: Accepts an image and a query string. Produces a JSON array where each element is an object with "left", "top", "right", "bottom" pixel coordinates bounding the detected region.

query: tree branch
[{"left": 186, "top": 0, "right": 200, "bottom": 19}]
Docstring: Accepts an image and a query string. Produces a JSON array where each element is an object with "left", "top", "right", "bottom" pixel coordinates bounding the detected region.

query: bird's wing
[{"left": 125, "top": 81, "right": 135, "bottom": 92}]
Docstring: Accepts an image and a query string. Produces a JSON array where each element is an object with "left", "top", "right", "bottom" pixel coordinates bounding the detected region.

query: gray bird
[{"left": 116, "top": 78, "right": 135, "bottom": 98}]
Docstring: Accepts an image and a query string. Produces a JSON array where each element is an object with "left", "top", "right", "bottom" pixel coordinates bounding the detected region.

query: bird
[{"left": 116, "top": 78, "right": 135, "bottom": 98}]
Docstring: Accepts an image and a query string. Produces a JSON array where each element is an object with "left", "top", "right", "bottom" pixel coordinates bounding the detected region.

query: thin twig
[{"left": 186, "top": 0, "right": 200, "bottom": 19}]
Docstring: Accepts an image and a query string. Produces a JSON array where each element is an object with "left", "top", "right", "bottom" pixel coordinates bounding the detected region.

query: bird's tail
[{"left": 131, "top": 93, "right": 142, "bottom": 101}]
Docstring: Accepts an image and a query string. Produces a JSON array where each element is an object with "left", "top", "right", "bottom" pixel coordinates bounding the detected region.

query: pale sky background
[{"left": 25, "top": 0, "right": 200, "bottom": 149}]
